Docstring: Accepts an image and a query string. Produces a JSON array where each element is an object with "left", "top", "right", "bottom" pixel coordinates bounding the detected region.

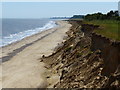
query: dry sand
[{"left": 0, "top": 20, "right": 71, "bottom": 88}]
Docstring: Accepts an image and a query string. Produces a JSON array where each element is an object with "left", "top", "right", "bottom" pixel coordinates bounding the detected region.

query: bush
[{"left": 84, "top": 10, "right": 120, "bottom": 21}]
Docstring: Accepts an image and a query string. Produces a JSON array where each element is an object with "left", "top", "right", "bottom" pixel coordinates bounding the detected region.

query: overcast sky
[{"left": 2, "top": 2, "right": 118, "bottom": 18}]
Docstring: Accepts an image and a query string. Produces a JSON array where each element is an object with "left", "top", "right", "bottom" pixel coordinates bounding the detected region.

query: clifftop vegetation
[
  {"left": 71, "top": 10, "right": 120, "bottom": 41},
  {"left": 40, "top": 10, "right": 120, "bottom": 88},
  {"left": 84, "top": 10, "right": 120, "bottom": 21}
]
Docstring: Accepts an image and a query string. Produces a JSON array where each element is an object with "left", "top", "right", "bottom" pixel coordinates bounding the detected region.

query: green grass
[{"left": 83, "top": 20, "right": 120, "bottom": 41}]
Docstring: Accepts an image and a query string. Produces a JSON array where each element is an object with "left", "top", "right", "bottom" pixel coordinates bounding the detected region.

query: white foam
[{"left": 1, "top": 20, "right": 57, "bottom": 47}]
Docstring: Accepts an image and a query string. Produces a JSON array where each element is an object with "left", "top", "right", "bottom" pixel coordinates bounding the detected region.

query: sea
[{"left": 0, "top": 18, "right": 57, "bottom": 47}]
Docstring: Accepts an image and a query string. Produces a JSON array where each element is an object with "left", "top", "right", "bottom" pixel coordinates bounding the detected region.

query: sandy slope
[{"left": 0, "top": 21, "right": 71, "bottom": 88}]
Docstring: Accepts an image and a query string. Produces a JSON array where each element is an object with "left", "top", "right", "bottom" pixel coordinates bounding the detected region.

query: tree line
[
  {"left": 70, "top": 15, "right": 84, "bottom": 19},
  {"left": 84, "top": 10, "right": 120, "bottom": 21}
]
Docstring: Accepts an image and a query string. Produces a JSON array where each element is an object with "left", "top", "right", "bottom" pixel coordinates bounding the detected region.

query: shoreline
[
  {"left": 0, "top": 22, "right": 59, "bottom": 62},
  {"left": 0, "top": 20, "right": 71, "bottom": 88},
  {"left": 1, "top": 27, "right": 57, "bottom": 49},
  {"left": 1, "top": 27, "right": 58, "bottom": 62},
  {"left": 1, "top": 19, "right": 58, "bottom": 48}
]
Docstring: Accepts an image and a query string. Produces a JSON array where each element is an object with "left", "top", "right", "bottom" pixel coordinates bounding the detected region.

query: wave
[{"left": 1, "top": 21, "right": 57, "bottom": 47}]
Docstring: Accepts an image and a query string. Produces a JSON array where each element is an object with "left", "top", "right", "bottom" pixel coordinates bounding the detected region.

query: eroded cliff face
[
  {"left": 91, "top": 33, "right": 120, "bottom": 77},
  {"left": 41, "top": 20, "right": 120, "bottom": 88}
]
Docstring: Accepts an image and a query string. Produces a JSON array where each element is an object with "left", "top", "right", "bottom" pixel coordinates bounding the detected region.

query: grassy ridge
[{"left": 83, "top": 20, "right": 120, "bottom": 41}]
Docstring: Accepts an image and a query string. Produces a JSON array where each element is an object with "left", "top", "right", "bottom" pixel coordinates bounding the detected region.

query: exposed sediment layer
[{"left": 42, "top": 20, "right": 120, "bottom": 88}]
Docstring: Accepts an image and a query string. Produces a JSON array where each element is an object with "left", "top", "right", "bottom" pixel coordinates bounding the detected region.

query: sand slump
[{"left": 42, "top": 20, "right": 120, "bottom": 88}]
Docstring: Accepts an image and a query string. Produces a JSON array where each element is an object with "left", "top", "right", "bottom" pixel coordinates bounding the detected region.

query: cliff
[
  {"left": 91, "top": 33, "right": 120, "bottom": 77},
  {"left": 41, "top": 20, "right": 120, "bottom": 88}
]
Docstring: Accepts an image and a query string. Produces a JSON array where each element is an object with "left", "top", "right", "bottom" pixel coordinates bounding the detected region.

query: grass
[{"left": 83, "top": 20, "right": 120, "bottom": 41}]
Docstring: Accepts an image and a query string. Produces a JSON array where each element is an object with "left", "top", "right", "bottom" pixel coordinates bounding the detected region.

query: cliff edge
[{"left": 41, "top": 20, "right": 120, "bottom": 88}]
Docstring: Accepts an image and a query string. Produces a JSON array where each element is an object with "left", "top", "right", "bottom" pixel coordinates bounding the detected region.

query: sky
[
  {"left": 1, "top": 2, "right": 118, "bottom": 18},
  {"left": 1, "top": 0, "right": 120, "bottom": 2}
]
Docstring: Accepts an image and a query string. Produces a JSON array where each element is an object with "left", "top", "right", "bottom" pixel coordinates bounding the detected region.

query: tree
[
  {"left": 107, "top": 10, "right": 114, "bottom": 17},
  {"left": 84, "top": 10, "right": 120, "bottom": 21},
  {"left": 114, "top": 11, "right": 119, "bottom": 16}
]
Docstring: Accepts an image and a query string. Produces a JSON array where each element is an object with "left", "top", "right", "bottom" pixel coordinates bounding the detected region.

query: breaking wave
[{"left": 1, "top": 21, "right": 57, "bottom": 47}]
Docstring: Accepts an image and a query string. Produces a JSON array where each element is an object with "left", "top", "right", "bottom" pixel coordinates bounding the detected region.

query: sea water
[{"left": 0, "top": 18, "right": 57, "bottom": 47}]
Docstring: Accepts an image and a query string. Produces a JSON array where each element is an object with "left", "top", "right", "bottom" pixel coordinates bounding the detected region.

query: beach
[{"left": 0, "top": 20, "right": 71, "bottom": 88}]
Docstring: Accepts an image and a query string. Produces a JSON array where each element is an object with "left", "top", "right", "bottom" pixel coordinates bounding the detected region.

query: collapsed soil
[{"left": 41, "top": 20, "right": 120, "bottom": 88}]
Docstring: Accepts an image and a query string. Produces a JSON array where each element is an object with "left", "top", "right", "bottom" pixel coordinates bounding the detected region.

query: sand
[{"left": 0, "top": 20, "right": 71, "bottom": 88}]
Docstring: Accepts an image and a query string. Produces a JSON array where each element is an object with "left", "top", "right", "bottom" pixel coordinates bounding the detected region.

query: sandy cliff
[{"left": 42, "top": 20, "right": 120, "bottom": 88}]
